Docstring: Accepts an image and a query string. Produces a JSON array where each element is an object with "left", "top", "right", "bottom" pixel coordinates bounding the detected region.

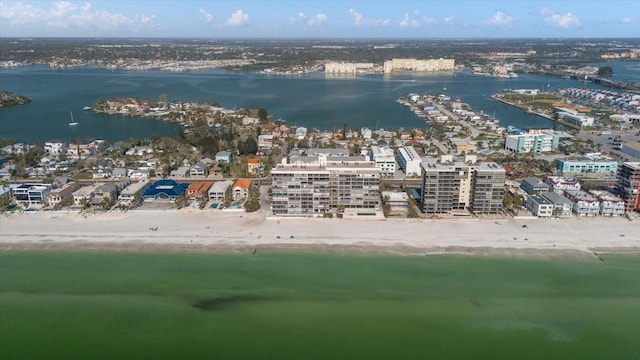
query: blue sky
[{"left": 0, "top": 1, "right": 637, "bottom": 38}]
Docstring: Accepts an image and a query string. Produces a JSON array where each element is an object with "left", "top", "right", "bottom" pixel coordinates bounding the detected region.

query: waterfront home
[
  {"left": 0, "top": 164, "right": 14, "bottom": 179},
  {"left": 541, "top": 192, "right": 573, "bottom": 217},
  {"left": 73, "top": 183, "right": 101, "bottom": 205},
  {"left": 563, "top": 190, "right": 600, "bottom": 216},
  {"left": 125, "top": 146, "right": 154, "bottom": 156},
  {"left": 1, "top": 143, "right": 34, "bottom": 155},
  {"left": 92, "top": 183, "right": 118, "bottom": 206},
  {"left": 215, "top": 151, "right": 233, "bottom": 163},
  {"left": 186, "top": 181, "right": 214, "bottom": 200},
  {"left": 590, "top": 190, "right": 625, "bottom": 216},
  {"left": 526, "top": 195, "right": 554, "bottom": 218},
  {"left": 360, "top": 127, "right": 372, "bottom": 139},
  {"left": 44, "top": 140, "right": 67, "bottom": 156},
  {"left": 48, "top": 182, "right": 79, "bottom": 207},
  {"left": 12, "top": 183, "right": 51, "bottom": 207},
  {"left": 232, "top": 179, "right": 253, "bottom": 201},
  {"left": 296, "top": 127, "right": 308, "bottom": 140},
  {"left": 142, "top": 179, "right": 188, "bottom": 203},
  {"left": 520, "top": 177, "right": 551, "bottom": 194},
  {"left": 208, "top": 180, "right": 233, "bottom": 202},
  {"left": 118, "top": 180, "right": 150, "bottom": 206}
]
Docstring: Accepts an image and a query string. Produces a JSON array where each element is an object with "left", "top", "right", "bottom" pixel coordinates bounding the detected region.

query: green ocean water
[{"left": 1, "top": 251, "right": 639, "bottom": 359}]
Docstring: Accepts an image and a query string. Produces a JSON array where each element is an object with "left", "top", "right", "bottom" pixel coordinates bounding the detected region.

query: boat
[
  {"left": 68, "top": 111, "right": 79, "bottom": 126},
  {"left": 83, "top": 106, "right": 91, "bottom": 111}
]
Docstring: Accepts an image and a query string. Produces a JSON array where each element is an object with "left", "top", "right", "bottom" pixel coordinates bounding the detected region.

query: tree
[
  {"left": 382, "top": 195, "right": 391, "bottom": 217},
  {"left": 598, "top": 66, "right": 613, "bottom": 78},
  {"left": 258, "top": 108, "right": 268, "bottom": 123},
  {"left": 244, "top": 186, "right": 261, "bottom": 212}
]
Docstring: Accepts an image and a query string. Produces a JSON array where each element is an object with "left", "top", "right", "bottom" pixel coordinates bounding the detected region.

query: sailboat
[{"left": 68, "top": 111, "right": 79, "bottom": 126}]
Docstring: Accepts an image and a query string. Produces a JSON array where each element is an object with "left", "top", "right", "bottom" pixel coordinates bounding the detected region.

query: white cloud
[
  {"left": 307, "top": 13, "right": 327, "bottom": 26},
  {"left": 621, "top": 17, "right": 636, "bottom": 24},
  {"left": 422, "top": 16, "right": 436, "bottom": 25},
  {"left": 538, "top": 8, "right": 555, "bottom": 16},
  {"left": 298, "top": 12, "right": 306, "bottom": 20},
  {"left": 199, "top": 9, "right": 213, "bottom": 23},
  {"left": 545, "top": 12, "right": 580, "bottom": 28},
  {"left": 0, "top": 1, "right": 156, "bottom": 33},
  {"left": 443, "top": 16, "right": 455, "bottom": 25},
  {"left": 481, "top": 11, "right": 515, "bottom": 27},
  {"left": 226, "top": 9, "right": 249, "bottom": 26},
  {"left": 400, "top": 13, "right": 420, "bottom": 28},
  {"left": 349, "top": 8, "right": 363, "bottom": 26}
]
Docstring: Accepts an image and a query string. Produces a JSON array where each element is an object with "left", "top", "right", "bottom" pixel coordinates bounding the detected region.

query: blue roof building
[{"left": 143, "top": 179, "right": 188, "bottom": 202}]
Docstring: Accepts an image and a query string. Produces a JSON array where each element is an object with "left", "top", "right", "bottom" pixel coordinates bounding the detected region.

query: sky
[{"left": 0, "top": 0, "right": 638, "bottom": 38}]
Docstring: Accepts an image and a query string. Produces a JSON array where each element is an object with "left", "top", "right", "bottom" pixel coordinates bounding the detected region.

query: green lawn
[{"left": 1, "top": 251, "right": 639, "bottom": 360}]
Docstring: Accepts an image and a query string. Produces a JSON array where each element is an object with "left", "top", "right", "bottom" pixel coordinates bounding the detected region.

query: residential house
[
  {"left": 112, "top": 168, "right": 128, "bottom": 179},
  {"left": 130, "top": 168, "right": 151, "bottom": 181},
  {"left": 247, "top": 158, "right": 262, "bottom": 176},
  {"left": 232, "top": 179, "right": 253, "bottom": 201},
  {"left": 170, "top": 166, "right": 190, "bottom": 178},
  {"left": 545, "top": 176, "right": 581, "bottom": 194},
  {"left": 92, "top": 183, "right": 118, "bottom": 206},
  {"left": 44, "top": 139, "right": 67, "bottom": 156},
  {"left": 296, "top": 127, "right": 308, "bottom": 140},
  {"left": 520, "top": 177, "right": 551, "bottom": 194},
  {"left": 1, "top": 143, "right": 34, "bottom": 155},
  {"left": 541, "top": 192, "right": 573, "bottom": 217},
  {"left": 215, "top": 151, "right": 233, "bottom": 163},
  {"left": 360, "top": 127, "right": 372, "bottom": 139},
  {"left": 258, "top": 134, "right": 274, "bottom": 153},
  {"left": 564, "top": 190, "right": 600, "bottom": 216},
  {"left": 186, "top": 181, "right": 214, "bottom": 200},
  {"left": 118, "top": 180, "right": 150, "bottom": 206},
  {"left": 73, "top": 183, "right": 101, "bottom": 205},
  {"left": 142, "top": 179, "right": 189, "bottom": 202},
  {"left": 48, "top": 182, "right": 79, "bottom": 207},
  {"left": 12, "top": 183, "right": 51, "bottom": 206},
  {"left": 590, "top": 190, "right": 625, "bottom": 216},
  {"left": 526, "top": 195, "right": 554, "bottom": 218},
  {"left": 190, "top": 161, "right": 209, "bottom": 177},
  {"left": 208, "top": 180, "right": 234, "bottom": 202},
  {"left": 92, "top": 167, "right": 113, "bottom": 179}
]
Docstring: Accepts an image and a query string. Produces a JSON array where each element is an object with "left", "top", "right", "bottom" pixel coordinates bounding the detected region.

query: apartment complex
[
  {"left": 369, "top": 145, "right": 396, "bottom": 177},
  {"left": 396, "top": 146, "right": 422, "bottom": 176},
  {"left": 557, "top": 154, "right": 618, "bottom": 175},
  {"left": 617, "top": 162, "right": 640, "bottom": 212},
  {"left": 271, "top": 156, "right": 380, "bottom": 216},
  {"left": 419, "top": 160, "right": 505, "bottom": 214},
  {"left": 504, "top": 133, "right": 559, "bottom": 153},
  {"left": 383, "top": 58, "right": 455, "bottom": 73}
]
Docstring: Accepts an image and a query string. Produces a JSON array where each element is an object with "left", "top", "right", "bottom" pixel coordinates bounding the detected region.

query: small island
[{"left": 0, "top": 90, "right": 31, "bottom": 108}]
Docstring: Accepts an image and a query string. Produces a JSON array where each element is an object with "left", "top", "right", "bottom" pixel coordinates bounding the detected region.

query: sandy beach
[{"left": 1, "top": 210, "right": 638, "bottom": 257}]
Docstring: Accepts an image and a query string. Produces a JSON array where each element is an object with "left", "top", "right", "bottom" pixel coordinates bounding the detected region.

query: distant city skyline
[{"left": 0, "top": 0, "right": 637, "bottom": 38}]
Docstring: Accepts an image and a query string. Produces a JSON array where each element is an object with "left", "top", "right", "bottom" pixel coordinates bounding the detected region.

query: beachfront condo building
[
  {"left": 617, "top": 162, "right": 640, "bottom": 213},
  {"left": 470, "top": 162, "right": 507, "bottom": 215},
  {"left": 271, "top": 156, "right": 380, "bottom": 216},
  {"left": 419, "top": 160, "right": 505, "bottom": 215}
]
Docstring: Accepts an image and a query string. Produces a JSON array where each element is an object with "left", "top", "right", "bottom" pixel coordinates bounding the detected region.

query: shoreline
[{"left": 1, "top": 211, "right": 638, "bottom": 257}]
